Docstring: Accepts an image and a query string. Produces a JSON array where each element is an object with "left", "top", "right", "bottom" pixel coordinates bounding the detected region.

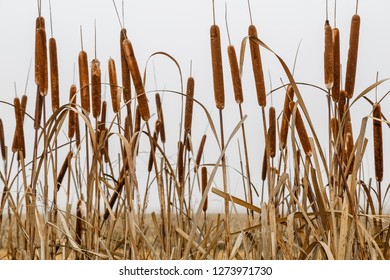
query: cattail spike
[
  {"left": 290, "top": 102, "right": 312, "bottom": 157},
  {"left": 68, "top": 84, "right": 77, "bottom": 139},
  {"left": 0, "top": 119, "right": 6, "bottom": 160},
  {"left": 249, "top": 24, "right": 266, "bottom": 107},
  {"left": 373, "top": 103, "right": 383, "bottom": 182},
  {"left": 78, "top": 50, "right": 90, "bottom": 114},
  {"left": 49, "top": 37, "right": 60, "bottom": 112},
  {"left": 202, "top": 166, "right": 208, "bottom": 212},
  {"left": 120, "top": 28, "right": 131, "bottom": 107},
  {"left": 195, "top": 134, "right": 207, "bottom": 170},
  {"left": 269, "top": 106, "right": 276, "bottom": 158},
  {"left": 155, "top": 93, "right": 166, "bottom": 143},
  {"left": 184, "top": 77, "right": 195, "bottom": 133},
  {"left": 345, "top": 14, "right": 360, "bottom": 99},
  {"left": 91, "top": 58, "right": 102, "bottom": 119},
  {"left": 122, "top": 39, "right": 150, "bottom": 121},
  {"left": 108, "top": 58, "right": 120, "bottom": 113},
  {"left": 280, "top": 85, "right": 295, "bottom": 149},
  {"left": 210, "top": 24, "right": 225, "bottom": 110},
  {"left": 332, "top": 28, "right": 340, "bottom": 102},
  {"left": 227, "top": 44, "right": 243, "bottom": 104},
  {"left": 324, "top": 20, "right": 334, "bottom": 89}
]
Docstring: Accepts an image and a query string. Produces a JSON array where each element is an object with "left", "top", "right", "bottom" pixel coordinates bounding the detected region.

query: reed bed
[{"left": 0, "top": 1, "right": 389, "bottom": 260}]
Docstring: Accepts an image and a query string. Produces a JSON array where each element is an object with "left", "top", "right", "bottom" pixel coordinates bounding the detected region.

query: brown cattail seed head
[
  {"left": 280, "top": 85, "right": 295, "bottom": 149},
  {"left": 36, "top": 27, "right": 48, "bottom": 96},
  {"left": 248, "top": 24, "right": 266, "bottom": 107},
  {"left": 108, "top": 58, "right": 120, "bottom": 113},
  {"left": 324, "top": 21, "right": 334, "bottom": 90},
  {"left": 49, "top": 37, "right": 60, "bottom": 112},
  {"left": 91, "top": 58, "right": 102, "bottom": 119},
  {"left": 290, "top": 102, "right": 312, "bottom": 157},
  {"left": 123, "top": 39, "right": 150, "bottom": 121},
  {"left": 201, "top": 166, "right": 208, "bottom": 212},
  {"left": 227, "top": 44, "right": 243, "bottom": 104},
  {"left": 34, "top": 87, "right": 43, "bottom": 130},
  {"left": 155, "top": 93, "right": 166, "bottom": 143},
  {"left": 184, "top": 77, "right": 195, "bottom": 133},
  {"left": 120, "top": 28, "right": 131, "bottom": 106},
  {"left": 269, "top": 106, "right": 276, "bottom": 158},
  {"left": 0, "top": 119, "right": 6, "bottom": 160},
  {"left": 35, "top": 16, "right": 45, "bottom": 85},
  {"left": 345, "top": 14, "right": 360, "bottom": 99},
  {"left": 332, "top": 28, "right": 340, "bottom": 102},
  {"left": 195, "top": 134, "right": 207, "bottom": 169},
  {"left": 68, "top": 84, "right": 77, "bottom": 139},
  {"left": 78, "top": 50, "right": 90, "bottom": 114},
  {"left": 373, "top": 103, "right": 383, "bottom": 182},
  {"left": 210, "top": 24, "right": 225, "bottom": 110}
]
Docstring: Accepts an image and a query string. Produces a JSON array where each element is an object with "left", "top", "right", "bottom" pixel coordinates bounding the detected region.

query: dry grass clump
[{"left": 0, "top": 1, "right": 389, "bottom": 261}]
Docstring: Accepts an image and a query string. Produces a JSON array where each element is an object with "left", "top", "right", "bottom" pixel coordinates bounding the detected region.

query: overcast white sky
[{"left": 0, "top": 0, "right": 388, "bottom": 211}]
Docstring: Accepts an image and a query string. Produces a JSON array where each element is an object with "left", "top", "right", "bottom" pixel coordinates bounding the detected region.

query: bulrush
[
  {"left": 249, "top": 24, "right": 266, "bottom": 107},
  {"left": 122, "top": 39, "right": 150, "bottom": 121},
  {"left": 91, "top": 58, "right": 101, "bottom": 119},
  {"left": 345, "top": 14, "right": 360, "bottom": 99}
]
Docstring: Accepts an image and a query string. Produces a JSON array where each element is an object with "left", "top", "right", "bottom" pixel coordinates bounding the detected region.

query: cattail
[
  {"left": 134, "top": 105, "right": 141, "bottom": 134},
  {"left": 332, "top": 28, "right": 340, "bottom": 102},
  {"left": 202, "top": 166, "right": 208, "bottom": 212},
  {"left": 177, "top": 141, "right": 184, "bottom": 184},
  {"left": 100, "top": 101, "right": 107, "bottom": 128},
  {"left": 268, "top": 106, "right": 276, "bottom": 158},
  {"left": 184, "top": 77, "right": 195, "bottom": 133},
  {"left": 261, "top": 148, "right": 267, "bottom": 181},
  {"left": 122, "top": 39, "right": 150, "bottom": 121},
  {"left": 34, "top": 87, "right": 43, "bottom": 130},
  {"left": 14, "top": 98, "right": 25, "bottom": 158},
  {"left": 338, "top": 89, "right": 347, "bottom": 119},
  {"left": 108, "top": 58, "right": 120, "bottom": 113},
  {"left": 195, "top": 134, "right": 207, "bottom": 169},
  {"left": 280, "top": 85, "right": 295, "bottom": 149},
  {"left": 373, "top": 103, "right": 383, "bottom": 182},
  {"left": 21, "top": 95, "right": 27, "bottom": 121},
  {"left": 155, "top": 93, "right": 166, "bottom": 143},
  {"left": 147, "top": 120, "right": 161, "bottom": 172},
  {"left": 345, "top": 132, "right": 354, "bottom": 175},
  {"left": 248, "top": 24, "right": 266, "bottom": 107},
  {"left": 0, "top": 119, "right": 6, "bottom": 160},
  {"left": 57, "top": 151, "right": 73, "bottom": 191},
  {"left": 68, "top": 84, "right": 77, "bottom": 139},
  {"left": 91, "top": 58, "right": 101, "bottom": 119},
  {"left": 290, "top": 102, "right": 312, "bottom": 157},
  {"left": 75, "top": 114, "right": 81, "bottom": 148},
  {"left": 227, "top": 44, "right": 243, "bottom": 104},
  {"left": 35, "top": 16, "right": 45, "bottom": 85},
  {"left": 49, "top": 37, "right": 59, "bottom": 112},
  {"left": 120, "top": 28, "right": 131, "bottom": 107},
  {"left": 12, "top": 95, "right": 27, "bottom": 152},
  {"left": 345, "top": 14, "right": 360, "bottom": 99},
  {"left": 330, "top": 117, "right": 339, "bottom": 143},
  {"left": 75, "top": 199, "right": 84, "bottom": 244},
  {"left": 124, "top": 115, "right": 131, "bottom": 141},
  {"left": 36, "top": 27, "right": 48, "bottom": 96},
  {"left": 78, "top": 50, "right": 90, "bottom": 114},
  {"left": 324, "top": 21, "right": 334, "bottom": 90},
  {"left": 210, "top": 24, "right": 224, "bottom": 110}
]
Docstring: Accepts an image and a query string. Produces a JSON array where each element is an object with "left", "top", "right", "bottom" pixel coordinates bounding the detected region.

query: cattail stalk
[
  {"left": 14, "top": 98, "right": 25, "bottom": 159},
  {"left": 184, "top": 77, "right": 195, "bottom": 134}
]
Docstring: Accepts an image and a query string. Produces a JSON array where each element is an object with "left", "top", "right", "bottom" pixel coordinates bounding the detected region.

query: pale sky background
[{"left": 0, "top": 0, "right": 389, "bottom": 212}]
